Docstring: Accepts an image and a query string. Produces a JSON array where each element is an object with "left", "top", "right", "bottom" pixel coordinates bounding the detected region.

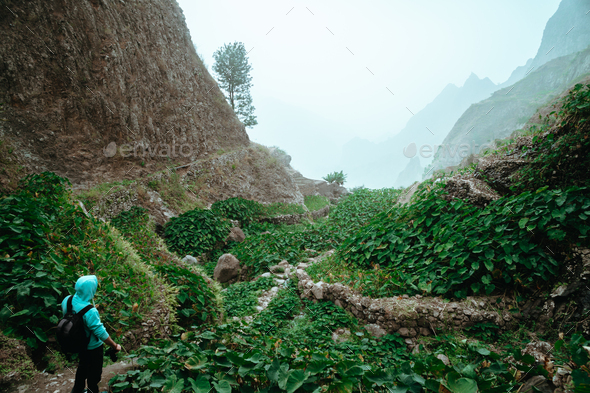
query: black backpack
[{"left": 56, "top": 295, "right": 93, "bottom": 354}]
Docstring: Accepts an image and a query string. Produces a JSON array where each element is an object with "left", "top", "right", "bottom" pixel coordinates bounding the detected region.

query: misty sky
[{"left": 178, "top": 0, "right": 561, "bottom": 179}]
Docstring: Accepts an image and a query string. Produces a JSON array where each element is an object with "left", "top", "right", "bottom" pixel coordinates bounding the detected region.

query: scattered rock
[
  {"left": 520, "top": 375, "right": 555, "bottom": 393},
  {"left": 226, "top": 227, "right": 246, "bottom": 243},
  {"left": 364, "top": 323, "right": 387, "bottom": 338},
  {"left": 522, "top": 341, "right": 553, "bottom": 363},
  {"left": 332, "top": 328, "right": 351, "bottom": 343},
  {"left": 213, "top": 254, "right": 240, "bottom": 283},
  {"left": 436, "top": 354, "right": 450, "bottom": 366},
  {"left": 443, "top": 173, "right": 500, "bottom": 207},
  {"left": 181, "top": 255, "right": 198, "bottom": 265},
  {"left": 311, "top": 282, "right": 325, "bottom": 300}
]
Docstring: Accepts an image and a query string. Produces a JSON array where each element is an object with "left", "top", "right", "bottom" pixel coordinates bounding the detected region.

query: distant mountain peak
[{"left": 463, "top": 72, "right": 496, "bottom": 88}]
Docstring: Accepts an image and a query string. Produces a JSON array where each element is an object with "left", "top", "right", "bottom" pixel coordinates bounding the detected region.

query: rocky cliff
[
  {"left": 0, "top": 0, "right": 249, "bottom": 186},
  {"left": 429, "top": 0, "right": 590, "bottom": 172},
  {"left": 430, "top": 46, "right": 590, "bottom": 172}
]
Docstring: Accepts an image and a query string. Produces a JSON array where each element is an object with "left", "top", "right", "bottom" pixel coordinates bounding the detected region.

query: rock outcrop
[
  {"left": 442, "top": 173, "right": 500, "bottom": 207},
  {"left": 0, "top": 0, "right": 248, "bottom": 184}
]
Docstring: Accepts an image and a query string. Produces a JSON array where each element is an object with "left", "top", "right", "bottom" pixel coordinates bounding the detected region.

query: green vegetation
[
  {"left": 211, "top": 197, "right": 263, "bottom": 226},
  {"left": 147, "top": 173, "right": 205, "bottom": 213},
  {"left": 516, "top": 83, "right": 590, "bottom": 191},
  {"left": 212, "top": 42, "right": 257, "bottom": 127},
  {"left": 111, "top": 207, "right": 222, "bottom": 327},
  {"left": 338, "top": 185, "right": 589, "bottom": 298},
  {"left": 4, "top": 81, "right": 590, "bottom": 393},
  {"left": 261, "top": 202, "right": 306, "bottom": 217},
  {"left": 0, "top": 173, "right": 166, "bottom": 350},
  {"left": 228, "top": 188, "right": 402, "bottom": 278},
  {"left": 323, "top": 170, "right": 347, "bottom": 185},
  {"left": 223, "top": 276, "right": 275, "bottom": 318},
  {"left": 164, "top": 209, "right": 232, "bottom": 258},
  {"left": 304, "top": 195, "right": 330, "bottom": 211}
]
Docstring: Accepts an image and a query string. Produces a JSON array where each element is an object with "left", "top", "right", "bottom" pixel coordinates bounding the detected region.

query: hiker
[{"left": 61, "top": 275, "right": 121, "bottom": 393}]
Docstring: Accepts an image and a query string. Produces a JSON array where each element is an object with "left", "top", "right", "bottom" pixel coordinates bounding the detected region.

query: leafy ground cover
[
  {"left": 516, "top": 83, "right": 590, "bottom": 191},
  {"left": 228, "top": 188, "right": 402, "bottom": 278},
  {"left": 111, "top": 207, "right": 222, "bottom": 327},
  {"left": 223, "top": 276, "right": 275, "bottom": 318},
  {"left": 112, "top": 270, "right": 590, "bottom": 393},
  {"left": 335, "top": 185, "right": 589, "bottom": 298},
  {"left": 164, "top": 209, "right": 233, "bottom": 258},
  {"left": 0, "top": 173, "right": 168, "bottom": 352}
]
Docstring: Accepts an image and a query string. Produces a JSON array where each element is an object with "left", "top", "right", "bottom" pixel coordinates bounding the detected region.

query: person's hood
[{"left": 74, "top": 275, "right": 98, "bottom": 302}]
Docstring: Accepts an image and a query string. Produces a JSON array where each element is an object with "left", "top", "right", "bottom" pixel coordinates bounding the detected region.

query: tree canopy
[{"left": 212, "top": 42, "right": 258, "bottom": 128}]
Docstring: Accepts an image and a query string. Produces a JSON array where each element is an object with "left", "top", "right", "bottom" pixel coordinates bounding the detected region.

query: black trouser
[{"left": 72, "top": 345, "right": 103, "bottom": 393}]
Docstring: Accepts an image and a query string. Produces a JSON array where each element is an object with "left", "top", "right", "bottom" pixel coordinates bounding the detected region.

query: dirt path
[{"left": 8, "top": 361, "right": 135, "bottom": 393}]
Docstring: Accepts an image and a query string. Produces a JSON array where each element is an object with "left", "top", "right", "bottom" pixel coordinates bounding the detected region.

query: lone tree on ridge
[{"left": 212, "top": 42, "right": 258, "bottom": 128}]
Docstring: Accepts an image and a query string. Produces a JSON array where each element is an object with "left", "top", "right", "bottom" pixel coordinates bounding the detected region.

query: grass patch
[
  {"left": 261, "top": 202, "right": 306, "bottom": 217},
  {"left": 304, "top": 195, "right": 330, "bottom": 211}
]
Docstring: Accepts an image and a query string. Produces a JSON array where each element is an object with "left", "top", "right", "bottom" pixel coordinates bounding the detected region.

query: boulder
[
  {"left": 443, "top": 173, "right": 500, "bottom": 207},
  {"left": 226, "top": 227, "right": 246, "bottom": 243},
  {"left": 213, "top": 254, "right": 240, "bottom": 283},
  {"left": 520, "top": 376, "right": 554, "bottom": 393},
  {"left": 181, "top": 255, "right": 199, "bottom": 265},
  {"left": 474, "top": 153, "right": 528, "bottom": 194},
  {"left": 331, "top": 328, "right": 351, "bottom": 343},
  {"left": 311, "top": 282, "right": 326, "bottom": 300},
  {"left": 364, "top": 323, "right": 387, "bottom": 338}
]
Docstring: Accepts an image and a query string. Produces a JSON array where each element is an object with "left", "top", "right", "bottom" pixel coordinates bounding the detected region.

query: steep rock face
[
  {"left": 0, "top": 0, "right": 249, "bottom": 184},
  {"left": 431, "top": 47, "right": 590, "bottom": 171},
  {"left": 501, "top": 0, "right": 590, "bottom": 88},
  {"left": 531, "top": 0, "right": 590, "bottom": 70}
]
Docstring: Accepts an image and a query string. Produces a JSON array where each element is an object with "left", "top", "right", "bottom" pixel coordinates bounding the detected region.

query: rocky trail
[{"left": 8, "top": 360, "right": 135, "bottom": 393}]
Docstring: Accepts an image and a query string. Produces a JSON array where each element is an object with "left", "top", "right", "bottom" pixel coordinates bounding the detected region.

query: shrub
[
  {"left": 164, "top": 209, "right": 232, "bottom": 257},
  {"left": 516, "top": 83, "right": 590, "bottom": 191},
  {"left": 111, "top": 207, "right": 222, "bottom": 326},
  {"left": 211, "top": 197, "right": 262, "bottom": 226},
  {"left": 323, "top": 170, "right": 347, "bottom": 185}
]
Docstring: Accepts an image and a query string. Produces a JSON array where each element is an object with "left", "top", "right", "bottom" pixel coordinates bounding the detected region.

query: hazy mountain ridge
[
  {"left": 430, "top": 44, "right": 590, "bottom": 173},
  {"left": 340, "top": 73, "right": 498, "bottom": 188}
]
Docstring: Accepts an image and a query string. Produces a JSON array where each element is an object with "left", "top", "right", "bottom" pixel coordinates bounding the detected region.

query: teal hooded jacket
[{"left": 61, "top": 275, "right": 109, "bottom": 350}]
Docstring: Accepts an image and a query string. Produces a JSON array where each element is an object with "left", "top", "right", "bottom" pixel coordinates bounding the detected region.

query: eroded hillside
[{"left": 0, "top": 0, "right": 248, "bottom": 186}]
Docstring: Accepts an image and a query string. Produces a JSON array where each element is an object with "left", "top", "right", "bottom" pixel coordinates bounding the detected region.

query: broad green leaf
[
  {"left": 446, "top": 372, "right": 478, "bottom": 393},
  {"left": 188, "top": 376, "right": 211, "bottom": 393},
  {"left": 212, "top": 380, "right": 232, "bottom": 393},
  {"left": 285, "top": 370, "right": 308, "bottom": 393},
  {"left": 162, "top": 377, "right": 185, "bottom": 393},
  {"left": 185, "top": 353, "right": 208, "bottom": 370}
]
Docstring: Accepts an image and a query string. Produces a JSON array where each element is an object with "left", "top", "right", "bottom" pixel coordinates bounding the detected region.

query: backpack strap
[
  {"left": 78, "top": 304, "right": 94, "bottom": 318},
  {"left": 67, "top": 295, "right": 73, "bottom": 313}
]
